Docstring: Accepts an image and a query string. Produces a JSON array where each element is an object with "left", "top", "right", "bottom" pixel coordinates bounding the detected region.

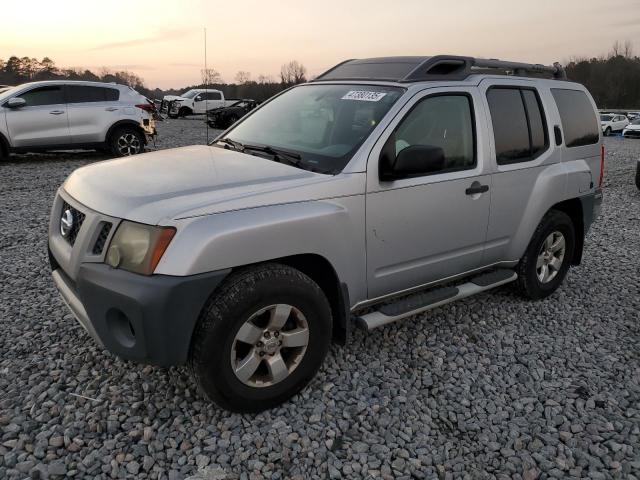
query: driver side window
[{"left": 393, "top": 94, "right": 476, "bottom": 174}]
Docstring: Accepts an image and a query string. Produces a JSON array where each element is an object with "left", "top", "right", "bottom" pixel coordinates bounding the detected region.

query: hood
[
  {"left": 162, "top": 95, "right": 184, "bottom": 101},
  {"left": 63, "top": 146, "right": 362, "bottom": 225}
]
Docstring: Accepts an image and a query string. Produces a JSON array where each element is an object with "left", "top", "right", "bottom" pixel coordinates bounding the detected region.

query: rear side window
[
  {"left": 551, "top": 89, "right": 599, "bottom": 147},
  {"left": 204, "top": 92, "right": 222, "bottom": 100},
  {"left": 66, "top": 85, "right": 120, "bottom": 103},
  {"left": 487, "top": 87, "right": 548, "bottom": 165},
  {"left": 19, "top": 86, "right": 64, "bottom": 106}
]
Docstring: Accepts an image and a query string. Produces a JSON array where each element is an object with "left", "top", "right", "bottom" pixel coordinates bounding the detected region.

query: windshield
[
  {"left": 600, "top": 114, "right": 614, "bottom": 121},
  {"left": 220, "top": 84, "right": 404, "bottom": 173},
  {"left": 181, "top": 90, "right": 199, "bottom": 99}
]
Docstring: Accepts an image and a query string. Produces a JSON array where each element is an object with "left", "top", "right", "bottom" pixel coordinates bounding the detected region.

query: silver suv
[
  {"left": 48, "top": 56, "right": 603, "bottom": 412},
  {"left": 0, "top": 80, "right": 156, "bottom": 159}
]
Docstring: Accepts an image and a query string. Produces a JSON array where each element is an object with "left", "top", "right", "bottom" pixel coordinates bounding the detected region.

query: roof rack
[{"left": 313, "top": 55, "right": 567, "bottom": 83}]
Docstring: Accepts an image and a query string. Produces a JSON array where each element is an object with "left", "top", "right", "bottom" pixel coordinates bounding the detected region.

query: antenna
[{"left": 204, "top": 27, "right": 209, "bottom": 144}]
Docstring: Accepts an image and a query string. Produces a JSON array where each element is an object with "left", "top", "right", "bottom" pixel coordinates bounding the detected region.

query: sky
[{"left": 0, "top": 0, "right": 639, "bottom": 89}]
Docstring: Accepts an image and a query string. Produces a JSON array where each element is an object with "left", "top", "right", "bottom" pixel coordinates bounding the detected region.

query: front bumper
[{"left": 51, "top": 260, "right": 230, "bottom": 367}]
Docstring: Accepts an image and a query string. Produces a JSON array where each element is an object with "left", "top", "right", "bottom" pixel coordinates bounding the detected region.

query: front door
[
  {"left": 366, "top": 88, "right": 492, "bottom": 299},
  {"left": 5, "top": 85, "right": 70, "bottom": 147}
]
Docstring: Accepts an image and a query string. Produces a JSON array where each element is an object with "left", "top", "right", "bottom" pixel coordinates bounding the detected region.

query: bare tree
[
  {"left": 235, "top": 71, "right": 251, "bottom": 84},
  {"left": 257, "top": 74, "right": 274, "bottom": 84},
  {"left": 280, "top": 60, "right": 307, "bottom": 86},
  {"left": 201, "top": 68, "right": 222, "bottom": 85}
]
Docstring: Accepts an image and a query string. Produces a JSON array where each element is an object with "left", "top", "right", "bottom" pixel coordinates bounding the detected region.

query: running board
[{"left": 357, "top": 269, "right": 517, "bottom": 331}]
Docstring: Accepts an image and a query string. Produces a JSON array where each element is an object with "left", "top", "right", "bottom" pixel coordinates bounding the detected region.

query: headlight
[{"left": 106, "top": 221, "right": 176, "bottom": 275}]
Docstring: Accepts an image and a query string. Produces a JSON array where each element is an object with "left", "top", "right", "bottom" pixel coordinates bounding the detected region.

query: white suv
[
  {"left": 600, "top": 113, "right": 628, "bottom": 136},
  {"left": 163, "top": 89, "right": 234, "bottom": 118},
  {"left": 0, "top": 81, "right": 156, "bottom": 160}
]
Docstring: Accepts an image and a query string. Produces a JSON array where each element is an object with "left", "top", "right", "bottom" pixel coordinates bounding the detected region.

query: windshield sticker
[{"left": 341, "top": 91, "right": 387, "bottom": 102}]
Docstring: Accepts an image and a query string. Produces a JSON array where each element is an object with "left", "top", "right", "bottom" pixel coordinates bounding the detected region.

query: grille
[
  {"left": 92, "top": 222, "right": 113, "bottom": 255},
  {"left": 60, "top": 201, "right": 85, "bottom": 246}
]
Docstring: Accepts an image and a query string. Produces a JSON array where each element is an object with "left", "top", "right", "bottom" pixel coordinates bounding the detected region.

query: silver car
[
  {"left": 0, "top": 80, "right": 156, "bottom": 159},
  {"left": 48, "top": 56, "right": 603, "bottom": 411}
]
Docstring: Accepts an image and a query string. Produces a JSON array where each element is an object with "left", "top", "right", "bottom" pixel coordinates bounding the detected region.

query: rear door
[
  {"left": 366, "top": 87, "right": 492, "bottom": 298},
  {"left": 5, "top": 85, "right": 69, "bottom": 147},
  {"left": 480, "top": 81, "right": 561, "bottom": 264},
  {"left": 66, "top": 85, "right": 120, "bottom": 144}
]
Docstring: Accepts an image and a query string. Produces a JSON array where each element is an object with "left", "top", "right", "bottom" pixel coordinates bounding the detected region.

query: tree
[
  {"left": 257, "top": 74, "right": 274, "bottom": 84},
  {"left": 280, "top": 60, "right": 307, "bottom": 86},
  {"left": 235, "top": 71, "right": 251, "bottom": 84},
  {"left": 201, "top": 68, "right": 222, "bottom": 85}
]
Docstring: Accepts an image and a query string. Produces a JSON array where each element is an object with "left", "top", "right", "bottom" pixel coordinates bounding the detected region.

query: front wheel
[
  {"left": 604, "top": 127, "right": 611, "bottom": 137},
  {"left": 190, "top": 264, "right": 332, "bottom": 412},
  {"left": 109, "top": 127, "right": 145, "bottom": 157},
  {"left": 516, "top": 210, "right": 575, "bottom": 300},
  {"left": 635, "top": 161, "right": 640, "bottom": 190}
]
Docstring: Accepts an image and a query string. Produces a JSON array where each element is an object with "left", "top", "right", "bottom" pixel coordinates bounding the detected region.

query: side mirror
[
  {"left": 380, "top": 144, "right": 445, "bottom": 180},
  {"left": 6, "top": 97, "right": 26, "bottom": 109},
  {"left": 194, "top": 95, "right": 203, "bottom": 102}
]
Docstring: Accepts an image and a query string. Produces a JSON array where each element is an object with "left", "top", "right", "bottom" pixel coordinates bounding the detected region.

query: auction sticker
[{"left": 341, "top": 91, "right": 387, "bottom": 102}]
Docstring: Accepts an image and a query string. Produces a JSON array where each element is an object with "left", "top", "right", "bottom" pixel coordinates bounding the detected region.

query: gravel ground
[{"left": 1, "top": 121, "right": 639, "bottom": 480}]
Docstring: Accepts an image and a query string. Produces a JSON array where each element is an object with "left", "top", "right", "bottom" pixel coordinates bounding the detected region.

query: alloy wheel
[
  {"left": 230, "top": 304, "right": 309, "bottom": 388},
  {"left": 117, "top": 133, "right": 142, "bottom": 156},
  {"left": 536, "top": 231, "right": 566, "bottom": 283}
]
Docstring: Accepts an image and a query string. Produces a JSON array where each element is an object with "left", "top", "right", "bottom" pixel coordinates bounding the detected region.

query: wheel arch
[
  {"left": 105, "top": 120, "right": 147, "bottom": 145},
  {"left": 230, "top": 254, "right": 352, "bottom": 346}
]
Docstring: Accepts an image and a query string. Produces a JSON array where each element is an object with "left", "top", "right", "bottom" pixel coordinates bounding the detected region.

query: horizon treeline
[{"left": 2, "top": 45, "right": 640, "bottom": 107}]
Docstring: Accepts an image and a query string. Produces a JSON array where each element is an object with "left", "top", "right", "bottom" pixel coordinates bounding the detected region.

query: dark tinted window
[
  {"left": 393, "top": 94, "right": 475, "bottom": 173},
  {"left": 204, "top": 91, "right": 222, "bottom": 100},
  {"left": 66, "top": 85, "right": 119, "bottom": 103},
  {"left": 487, "top": 88, "right": 530, "bottom": 163},
  {"left": 19, "top": 86, "right": 64, "bottom": 106},
  {"left": 551, "top": 89, "right": 599, "bottom": 147},
  {"left": 522, "top": 89, "right": 546, "bottom": 156}
]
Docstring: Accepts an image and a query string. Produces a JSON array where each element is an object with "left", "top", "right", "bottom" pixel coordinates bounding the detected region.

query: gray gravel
[{"left": 1, "top": 121, "right": 639, "bottom": 480}]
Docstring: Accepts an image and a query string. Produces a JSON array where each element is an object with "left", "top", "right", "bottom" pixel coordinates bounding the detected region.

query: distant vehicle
[
  {"left": 600, "top": 113, "right": 628, "bottom": 136},
  {"left": 164, "top": 89, "right": 236, "bottom": 118},
  {"left": 623, "top": 118, "right": 640, "bottom": 138},
  {"left": 0, "top": 81, "right": 156, "bottom": 160},
  {"left": 626, "top": 111, "right": 640, "bottom": 121},
  {"left": 206, "top": 99, "right": 258, "bottom": 128},
  {"left": 49, "top": 55, "right": 603, "bottom": 412}
]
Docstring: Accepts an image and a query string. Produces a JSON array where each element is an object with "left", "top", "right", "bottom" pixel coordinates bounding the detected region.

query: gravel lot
[{"left": 1, "top": 119, "right": 639, "bottom": 480}]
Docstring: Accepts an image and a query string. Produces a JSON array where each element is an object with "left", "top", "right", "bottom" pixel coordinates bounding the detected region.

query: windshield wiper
[
  {"left": 242, "top": 144, "right": 303, "bottom": 167},
  {"left": 216, "top": 138, "right": 245, "bottom": 151}
]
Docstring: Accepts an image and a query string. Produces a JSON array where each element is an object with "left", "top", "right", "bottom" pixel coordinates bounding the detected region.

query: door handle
[
  {"left": 49, "top": 110, "right": 65, "bottom": 115},
  {"left": 105, "top": 107, "right": 118, "bottom": 112},
  {"left": 465, "top": 183, "right": 489, "bottom": 195},
  {"left": 554, "top": 125, "right": 563, "bottom": 146}
]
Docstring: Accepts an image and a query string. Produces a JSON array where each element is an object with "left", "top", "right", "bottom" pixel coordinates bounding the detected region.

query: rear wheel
[
  {"left": 604, "top": 127, "right": 611, "bottom": 136},
  {"left": 109, "top": 127, "right": 145, "bottom": 157},
  {"left": 516, "top": 210, "right": 575, "bottom": 300},
  {"left": 190, "top": 264, "right": 332, "bottom": 412}
]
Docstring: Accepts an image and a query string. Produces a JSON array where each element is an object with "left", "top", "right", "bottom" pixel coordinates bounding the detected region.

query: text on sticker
[{"left": 341, "top": 91, "right": 387, "bottom": 102}]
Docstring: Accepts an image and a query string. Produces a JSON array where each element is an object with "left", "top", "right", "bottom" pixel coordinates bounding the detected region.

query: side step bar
[{"left": 357, "top": 269, "right": 517, "bottom": 331}]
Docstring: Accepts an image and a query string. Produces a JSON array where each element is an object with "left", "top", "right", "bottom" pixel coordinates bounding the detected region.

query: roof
[{"left": 314, "top": 55, "right": 566, "bottom": 83}]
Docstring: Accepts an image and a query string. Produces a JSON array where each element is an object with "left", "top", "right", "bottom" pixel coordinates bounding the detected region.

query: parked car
[
  {"left": 0, "top": 85, "right": 13, "bottom": 94},
  {"left": 165, "top": 89, "right": 236, "bottom": 118},
  {"left": 0, "top": 81, "right": 156, "bottom": 159},
  {"left": 626, "top": 111, "right": 640, "bottom": 121},
  {"left": 206, "top": 99, "right": 258, "bottom": 129},
  {"left": 49, "top": 55, "right": 603, "bottom": 412},
  {"left": 623, "top": 118, "right": 640, "bottom": 138},
  {"left": 600, "top": 113, "right": 629, "bottom": 136}
]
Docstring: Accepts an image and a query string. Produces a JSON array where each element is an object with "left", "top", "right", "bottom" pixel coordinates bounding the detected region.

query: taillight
[
  {"left": 599, "top": 144, "right": 605, "bottom": 188},
  {"left": 136, "top": 103, "right": 155, "bottom": 112}
]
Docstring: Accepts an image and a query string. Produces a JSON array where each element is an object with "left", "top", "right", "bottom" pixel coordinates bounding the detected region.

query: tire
[
  {"left": 226, "top": 115, "right": 239, "bottom": 129},
  {"left": 178, "top": 107, "right": 190, "bottom": 118},
  {"left": 190, "top": 264, "right": 332, "bottom": 412},
  {"left": 516, "top": 210, "right": 575, "bottom": 300},
  {"left": 604, "top": 127, "right": 611, "bottom": 137},
  {"left": 635, "top": 161, "right": 640, "bottom": 190},
  {"left": 109, "top": 126, "right": 145, "bottom": 157}
]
